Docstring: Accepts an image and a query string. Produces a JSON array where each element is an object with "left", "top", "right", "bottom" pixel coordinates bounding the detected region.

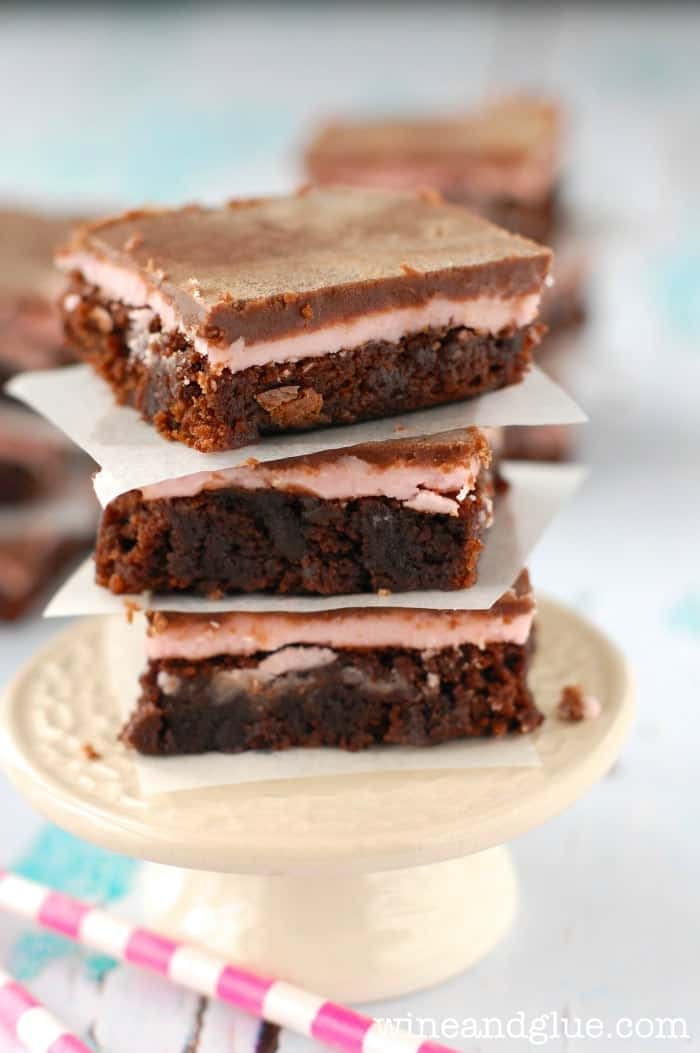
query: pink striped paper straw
[
  {"left": 0, "top": 870, "right": 456, "bottom": 1053},
  {"left": 0, "top": 966, "right": 91, "bottom": 1053}
]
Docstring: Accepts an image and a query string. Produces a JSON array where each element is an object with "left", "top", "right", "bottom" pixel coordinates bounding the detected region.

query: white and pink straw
[
  {"left": 0, "top": 869, "right": 456, "bottom": 1053},
  {"left": 0, "top": 966, "right": 90, "bottom": 1053}
]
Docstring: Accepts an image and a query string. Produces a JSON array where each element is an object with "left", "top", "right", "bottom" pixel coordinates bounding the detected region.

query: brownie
[
  {"left": 445, "top": 190, "right": 559, "bottom": 246},
  {"left": 502, "top": 328, "right": 583, "bottom": 463},
  {"left": 129, "top": 640, "right": 539, "bottom": 755},
  {"left": 0, "top": 462, "right": 46, "bottom": 505},
  {"left": 124, "top": 571, "right": 540, "bottom": 756},
  {"left": 538, "top": 244, "right": 587, "bottom": 334},
  {"left": 502, "top": 424, "right": 574, "bottom": 463},
  {"left": 64, "top": 282, "right": 540, "bottom": 452},
  {"left": 0, "top": 211, "right": 99, "bottom": 617},
  {"left": 57, "top": 187, "right": 550, "bottom": 451},
  {"left": 303, "top": 102, "right": 591, "bottom": 328},
  {"left": 0, "top": 209, "right": 81, "bottom": 384},
  {"left": 0, "top": 408, "right": 71, "bottom": 505},
  {"left": 305, "top": 99, "right": 561, "bottom": 242},
  {"left": 95, "top": 428, "right": 496, "bottom": 597},
  {"left": 0, "top": 534, "right": 87, "bottom": 620},
  {"left": 0, "top": 408, "right": 96, "bottom": 619}
]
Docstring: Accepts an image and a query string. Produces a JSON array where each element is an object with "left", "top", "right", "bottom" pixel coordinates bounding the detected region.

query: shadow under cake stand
[{"left": 0, "top": 596, "right": 634, "bottom": 1003}]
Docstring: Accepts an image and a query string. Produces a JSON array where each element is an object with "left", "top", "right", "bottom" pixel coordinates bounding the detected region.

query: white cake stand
[{"left": 0, "top": 597, "right": 634, "bottom": 1002}]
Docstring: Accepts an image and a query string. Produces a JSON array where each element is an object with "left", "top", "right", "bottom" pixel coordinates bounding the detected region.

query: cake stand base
[{"left": 139, "top": 846, "right": 517, "bottom": 1002}]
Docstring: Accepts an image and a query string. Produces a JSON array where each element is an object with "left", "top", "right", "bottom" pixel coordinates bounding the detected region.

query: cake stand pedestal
[{"left": 0, "top": 597, "right": 634, "bottom": 1003}]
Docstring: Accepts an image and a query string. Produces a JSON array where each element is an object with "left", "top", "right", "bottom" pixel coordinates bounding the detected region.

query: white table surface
[{"left": 1, "top": 3, "right": 699, "bottom": 1050}]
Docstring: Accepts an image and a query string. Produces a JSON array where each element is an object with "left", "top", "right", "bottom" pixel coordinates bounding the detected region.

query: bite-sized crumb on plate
[{"left": 557, "top": 683, "right": 602, "bottom": 722}]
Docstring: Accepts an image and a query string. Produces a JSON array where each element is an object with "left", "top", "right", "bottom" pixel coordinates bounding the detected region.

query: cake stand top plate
[{"left": 0, "top": 596, "right": 634, "bottom": 875}]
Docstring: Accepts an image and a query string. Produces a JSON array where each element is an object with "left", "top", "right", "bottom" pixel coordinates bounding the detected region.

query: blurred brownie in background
[
  {"left": 0, "top": 207, "right": 96, "bottom": 619},
  {"left": 0, "top": 530, "right": 90, "bottom": 621},
  {"left": 0, "top": 407, "right": 71, "bottom": 505},
  {"left": 305, "top": 97, "right": 587, "bottom": 344},
  {"left": 502, "top": 422, "right": 574, "bottom": 463},
  {"left": 306, "top": 97, "right": 560, "bottom": 242},
  {"left": 0, "top": 426, "right": 96, "bottom": 619},
  {"left": 0, "top": 209, "right": 83, "bottom": 384},
  {"left": 502, "top": 334, "right": 582, "bottom": 462}
]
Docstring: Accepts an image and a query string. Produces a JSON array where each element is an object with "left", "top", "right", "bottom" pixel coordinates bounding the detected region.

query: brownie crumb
[
  {"left": 81, "top": 742, "right": 101, "bottom": 761},
  {"left": 557, "top": 684, "right": 602, "bottom": 722},
  {"left": 123, "top": 599, "right": 142, "bottom": 624}
]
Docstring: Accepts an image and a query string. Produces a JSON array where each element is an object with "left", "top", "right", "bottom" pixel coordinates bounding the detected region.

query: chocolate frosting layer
[
  {"left": 58, "top": 187, "right": 551, "bottom": 347},
  {"left": 244, "top": 425, "right": 491, "bottom": 474}
]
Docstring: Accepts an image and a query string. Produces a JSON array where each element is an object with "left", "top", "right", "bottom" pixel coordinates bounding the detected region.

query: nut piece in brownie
[
  {"left": 125, "top": 570, "right": 541, "bottom": 756},
  {"left": 96, "top": 427, "right": 497, "bottom": 597},
  {"left": 57, "top": 187, "right": 551, "bottom": 452},
  {"left": 305, "top": 98, "right": 561, "bottom": 243},
  {"left": 0, "top": 209, "right": 82, "bottom": 385}
]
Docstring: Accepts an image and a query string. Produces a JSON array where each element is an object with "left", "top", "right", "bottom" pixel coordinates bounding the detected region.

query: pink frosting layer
[
  {"left": 60, "top": 253, "right": 197, "bottom": 332},
  {"left": 140, "top": 453, "right": 483, "bottom": 514},
  {"left": 203, "top": 293, "right": 540, "bottom": 371},
  {"left": 60, "top": 252, "right": 540, "bottom": 374},
  {"left": 146, "top": 605, "right": 536, "bottom": 662}
]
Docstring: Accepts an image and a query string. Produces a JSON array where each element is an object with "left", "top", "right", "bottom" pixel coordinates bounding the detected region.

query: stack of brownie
[
  {"left": 0, "top": 209, "right": 94, "bottom": 619},
  {"left": 51, "top": 185, "right": 552, "bottom": 758},
  {"left": 305, "top": 97, "right": 588, "bottom": 462}
]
